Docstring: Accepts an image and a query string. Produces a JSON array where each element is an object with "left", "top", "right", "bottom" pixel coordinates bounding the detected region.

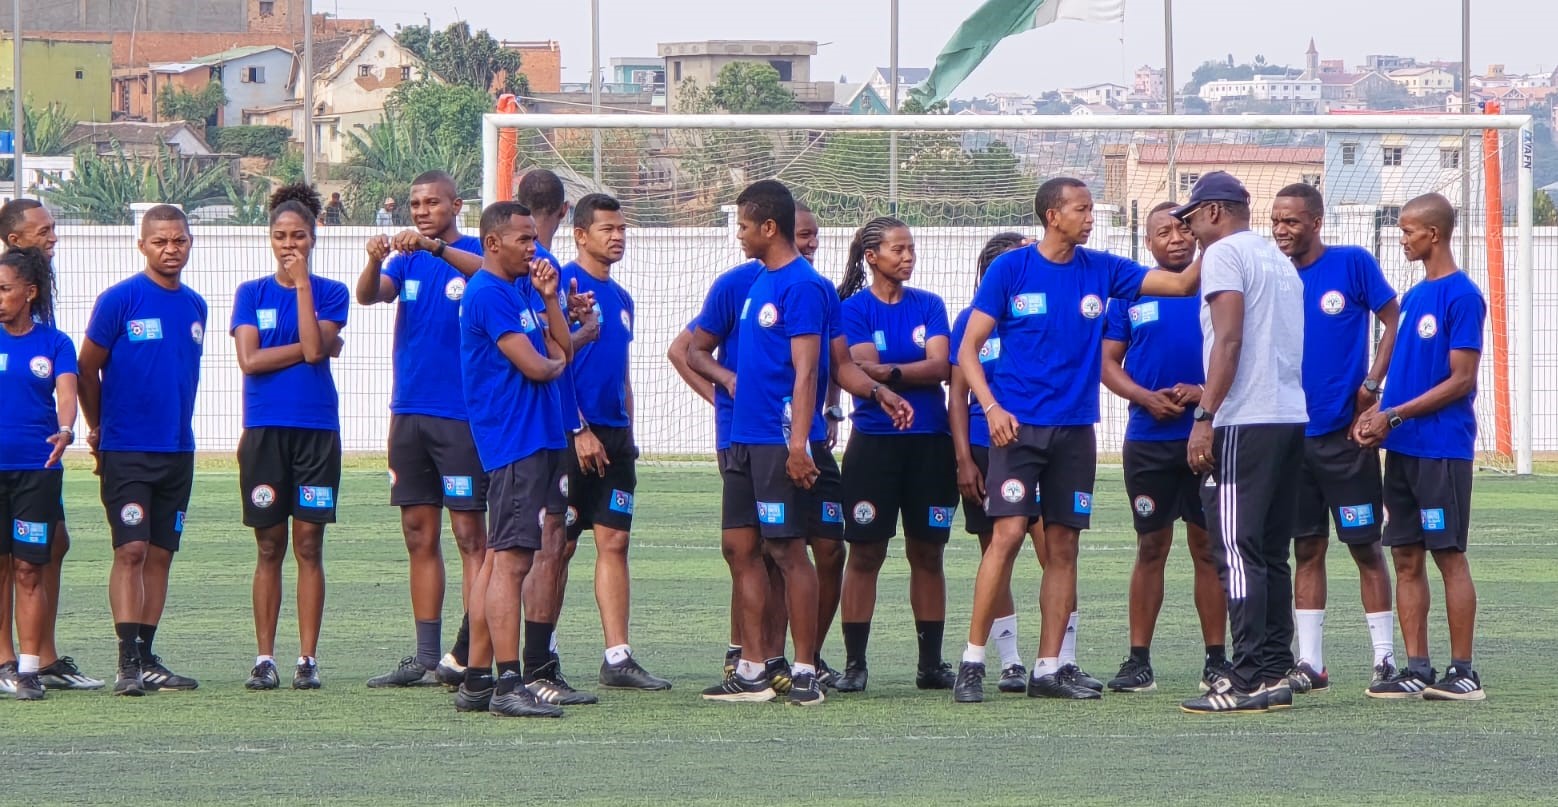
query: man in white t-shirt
[{"left": 1173, "top": 172, "right": 1308, "bottom": 714}]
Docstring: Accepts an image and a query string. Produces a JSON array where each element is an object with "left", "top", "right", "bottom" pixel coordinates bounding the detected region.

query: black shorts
[
  {"left": 564, "top": 426, "right": 638, "bottom": 540},
  {"left": 983, "top": 425, "right": 1097, "bottom": 530},
  {"left": 721, "top": 441, "right": 839, "bottom": 540},
  {"left": 238, "top": 427, "right": 343, "bottom": 529},
  {"left": 1122, "top": 439, "right": 1205, "bottom": 534},
  {"left": 0, "top": 469, "right": 65, "bottom": 566},
  {"left": 100, "top": 451, "right": 195, "bottom": 552},
  {"left": 961, "top": 445, "right": 1041, "bottom": 536},
  {"left": 488, "top": 449, "right": 567, "bottom": 552},
  {"left": 388, "top": 414, "right": 488, "bottom": 511},
  {"left": 1381, "top": 452, "right": 1473, "bottom": 552},
  {"left": 842, "top": 432, "right": 957, "bottom": 544},
  {"left": 1291, "top": 428, "right": 1384, "bottom": 544}
]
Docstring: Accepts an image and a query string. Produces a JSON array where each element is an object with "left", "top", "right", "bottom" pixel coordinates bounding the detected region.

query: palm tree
[
  {"left": 338, "top": 111, "right": 478, "bottom": 223},
  {"left": 40, "top": 148, "right": 234, "bottom": 224}
]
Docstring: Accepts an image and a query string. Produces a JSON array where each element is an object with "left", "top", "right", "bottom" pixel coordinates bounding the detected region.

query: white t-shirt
[{"left": 1199, "top": 229, "right": 1308, "bottom": 427}]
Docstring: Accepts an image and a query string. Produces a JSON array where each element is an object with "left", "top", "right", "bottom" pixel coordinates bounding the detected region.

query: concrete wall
[
  {"left": 0, "top": 0, "right": 250, "bottom": 33},
  {"left": 215, "top": 50, "right": 295, "bottom": 124},
  {"left": 0, "top": 39, "right": 114, "bottom": 121},
  {"left": 1324, "top": 131, "right": 1481, "bottom": 208}
]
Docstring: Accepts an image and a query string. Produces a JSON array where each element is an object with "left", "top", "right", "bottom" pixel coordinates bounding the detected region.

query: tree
[
  {"left": 1535, "top": 189, "right": 1558, "bottom": 227},
  {"left": 900, "top": 96, "right": 948, "bottom": 115},
  {"left": 39, "top": 149, "right": 233, "bottom": 224},
  {"left": 338, "top": 111, "right": 479, "bottom": 224},
  {"left": 388, "top": 80, "right": 491, "bottom": 160},
  {"left": 679, "top": 63, "right": 798, "bottom": 114},
  {"left": 395, "top": 22, "right": 529, "bottom": 96},
  {"left": 0, "top": 101, "right": 79, "bottom": 181},
  {"left": 157, "top": 81, "right": 227, "bottom": 129}
]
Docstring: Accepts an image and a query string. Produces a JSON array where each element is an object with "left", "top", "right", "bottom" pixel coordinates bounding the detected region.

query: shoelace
[{"left": 55, "top": 656, "right": 83, "bottom": 674}]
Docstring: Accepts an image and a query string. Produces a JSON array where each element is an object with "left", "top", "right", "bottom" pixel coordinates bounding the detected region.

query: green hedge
[{"left": 210, "top": 126, "right": 293, "bottom": 159}]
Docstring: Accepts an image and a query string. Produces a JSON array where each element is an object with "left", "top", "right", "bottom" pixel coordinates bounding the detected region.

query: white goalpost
[{"left": 481, "top": 112, "right": 1538, "bottom": 475}]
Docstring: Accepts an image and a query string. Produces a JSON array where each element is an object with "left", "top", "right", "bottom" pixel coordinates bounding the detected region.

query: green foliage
[
  {"left": 339, "top": 111, "right": 478, "bottom": 224},
  {"left": 394, "top": 22, "right": 529, "bottom": 96},
  {"left": 677, "top": 63, "right": 797, "bottom": 114},
  {"left": 388, "top": 80, "right": 491, "bottom": 159},
  {"left": 899, "top": 97, "right": 948, "bottom": 115},
  {"left": 0, "top": 100, "right": 79, "bottom": 156},
  {"left": 208, "top": 126, "right": 292, "bottom": 159},
  {"left": 1535, "top": 189, "right": 1558, "bottom": 227},
  {"left": 271, "top": 147, "right": 304, "bottom": 185},
  {"left": 1183, "top": 59, "right": 1295, "bottom": 94},
  {"left": 38, "top": 149, "right": 233, "bottom": 224},
  {"left": 223, "top": 178, "right": 273, "bottom": 225},
  {"left": 157, "top": 81, "right": 228, "bottom": 127}
]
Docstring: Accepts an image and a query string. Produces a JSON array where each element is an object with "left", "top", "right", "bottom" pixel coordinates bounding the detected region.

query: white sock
[
  {"left": 256, "top": 654, "right": 275, "bottom": 667},
  {"left": 1033, "top": 656, "right": 1061, "bottom": 678},
  {"left": 990, "top": 615, "right": 1021, "bottom": 667},
  {"left": 18, "top": 654, "right": 39, "bottom": 675},
  {"left": 1295, "top": 609, "right": 1325, "bottom": 670},
  {"left": 1059, "top": 611, "right": 1080, "bottom": 666},
  {"left": 298, "top": 655, "right": 316, "bottom": 667},
  {"left": 604, "top": 644, "right": 632, "bottom": 665},
  {"left": 962, "top": 642, "right": 986, "bottom": 665},
  {"left": 549, "top": 628, "right": 560, "bottom": 654},
  {"left": 1365, "top": 611, "right": 1396, "bottom": 667},
  {"left": 736, "top": 659, "right": 764, "bottom": 680},
  {"left": 792, "top": 662, "right": 816, "bottom": 676}
]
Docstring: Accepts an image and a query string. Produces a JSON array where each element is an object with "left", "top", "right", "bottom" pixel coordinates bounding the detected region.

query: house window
[
  {"left": 1382, "top": 146, "right": 1404, "bottom": 167},
  {"left": 1302, "top": 173, "right": 1322, "bottom": 188},
  {"left": 1439, "top": 147, "right": 1461, "bottom": 169},
  {"left": 243, "top": 66, "right": 265, "bottom": 83},
  {"left": 359, "top": 64, "right": 372, "bottom": 78},
  {"left": 1377, "top": 205, "right": 1402, "bottom": 227},
  {"left": 75, "top": 69, "right": 84, "bottom": 80},
  {"left": 259, "top": 0, "right": 274, "bottom": 15},
  {"left": 1178, "top": 172, "right": 1201, "bottom": 194},
  {"left": 768, "top": 60, "right": 793, "bottom": 82},
  {"left": 673, "top": 60, "right": 682, "bottom": 82},
  {"left": 1341, "top": 143, "right": 1357, "bottom": 165},
  {"left": 400, "top": 66, "right": 412, "bottom": 81}
]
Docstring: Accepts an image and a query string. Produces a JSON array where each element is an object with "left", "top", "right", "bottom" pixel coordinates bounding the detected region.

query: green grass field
[{"left": 9, "top": 464, "right": 1558, "bottom": 806}]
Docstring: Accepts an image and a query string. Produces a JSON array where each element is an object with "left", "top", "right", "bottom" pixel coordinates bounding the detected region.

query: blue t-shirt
[
  {"left": 381, "top": 234, "right": 481, "bottom": 421},
  {"left": 459, "top": 269, "right": 564, "bottom": 471},
  {"left": 1102, "top": 294, "right": 1205, "bottom": 442},
  {"left": 949, "top": 306, "right": 998, "bottom": 448},
  {"left": 533, "top": 244, "right": 580, "bottom": 434},
  {"left": 0, "top": 324, "right": 76, "bottom": 470},
  {"left": 970, "top": 245, "right": 1149, "bottom": 426},
  {"left": 1381, "top": 271, "right": 1485, "bottom": 461},
  {"left": 561, "top": 262, "right": 634, "bottom": 429},
  {"left": 229, "top": 274, "right": 350, "bottom": 431},
  {"left": 692, "top": 261, "right": 764, "bottom": 450},
  {"left": 1297, "top": 245, "right": 1397, "bottom": 437},
  {"left": 726, "top": 257, "right": 832, "bottom": 446},
  {"left": 841, "top": 287, "right": 950, "bottom": 435},
  {"left": 84, "top": 273, "right": 207, "bottom": 453}
]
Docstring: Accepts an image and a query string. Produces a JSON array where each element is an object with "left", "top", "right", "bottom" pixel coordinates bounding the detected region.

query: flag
[{"left": 908, "top": 0, "right": 1125, "bottom": 106}]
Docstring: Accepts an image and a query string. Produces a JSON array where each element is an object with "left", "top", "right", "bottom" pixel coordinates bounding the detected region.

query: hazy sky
[{"left": 331, "top": 0, "right": 1553, "bottom": 97}]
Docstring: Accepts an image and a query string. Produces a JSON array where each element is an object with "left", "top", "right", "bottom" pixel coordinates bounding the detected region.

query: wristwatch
[
  {"left": 869, "top": 383, "right": 884, "bottom": 402},
  {"left": 824, "top": 405, "right": 845, "bottom": 422},
  {"left": 1385, "top": 409, "right": 1404, "bottom": 429},
  {"left": 570, "top": 422, "right": 590, "bottom": 436},
  {"left": 1362, "top": 378, "right": 1381, "bottom": 394},
  {"left": 57, "top": 426, "right": 75, "bottom": 444},
  {"left": 1192, "top": 405, "right": 1215, "bottom": 423},
  {"left": 430, "top": 238, "right": 447, "bottom": 258},
  {"left": 887, "top": 365, "right": 903, "bottom": 385}
]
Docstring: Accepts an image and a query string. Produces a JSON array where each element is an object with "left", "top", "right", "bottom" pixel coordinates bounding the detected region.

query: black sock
[
  {"left": 1130, "top": 645, "right": 1151, "bottom": 665},
  {"left": 415, "top": 619, "right": 442, "bottom": 669},
  {"left": 450, "top": 613, "right": 471, "bottom": 667},
  {"left": 522, "top": 621, "right": 554, "bottom": 677},
  {"left": 1408, "top": 656, "right": 1433, "bottom": 679},
  {"left": 915, "top": 620, "right": 945, "bottom": 669},
  {"left": 138, "top": 623, "right": 158, "bottom": 660},
  {"left": 495, "top": 661, "right": 522, "bottom": 694},
  {"left": 115, "top": 622, "right": 141, "bottom": 665},
  {"left": 1450, "top": 658, "right": 1474, "bottom": 675},
  {"left": 464, "top": 665, "right": 493, "bottom": 688},
  {"left": 842, "top": 622, "right": 871, "bottom": 668},
  {"left": 1205, "top": 644, "right": 1227, "bottom": 666}
]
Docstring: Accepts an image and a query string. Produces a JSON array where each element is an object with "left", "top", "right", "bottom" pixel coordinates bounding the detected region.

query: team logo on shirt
[
  {"left": 978, "top": 337, "right": 1001, "bottom": 363},
  {"left": 445, "top": 277, "right": 466, "bottom": 301},
  {"left": 1009, "top": 293, "right": 1047, "bottom": 317},
  {"left": 257, "top": 309, "right": 278, "bottom": 330},
  {"left": 872, "top": 330, "right": 888, "bottom": 351},
  {"left": 1320, "top": 290, "right": 1346, "bottom": 316},
  {"left": 251, "top": 484, "right": 276, "bottom": 508},
  {"left": 1000, "top": 479, "right": 1025, "bottom": 503},
  {"left": 1129, "top": 301, "right": 1159, "bottom": 328},
  {"left": 565, "top": 506, "right": 578, "bottom": 527},
  {"left": 740, "top": 299, "right": 752, "bottom": 319},
  {"left": 402, "top": 279, "right": 421, "bottom": 301},
  {"left": 190, "top": 322, "right": 205, "bottom": 344},
  {"left": 127, "top": 318, "right": 164, "bottom": 341},
  {"left": 1079, "top": 295, "right": 1103, "bottom": 319},
  {"left": 620, "top": 309, "right": 632, "bottom": 333},
  {"left": 852, "top": 501, "right": 876, "bottom": 525},
  {"left": 1339, "top": 504, "right": 1375, "bottom": 528},
  {"left": 518, "top": 310, "right": 537, "bottom": 332},
  {"left": 29, "top": 356, "right": 51, "bottom": 378},
  {"left": 1417, "top": 314, "right": 1438, "bottom": 339},
  {"left": 757, "top": 303, "right": 779, "bottom": 328},
  {"left": 0, "top": 354, "right": 8, "bottom": 372},
  {"left": 1133, "top": 495, "right": 1156, "bottom": 517},
  {"left": 912, "top": 324, "right": 927, "bottom": 349},
  {"left": 1073, "top": 491, "right": 1093, "bottom": 514},
  {"left": 120, "top": 502, "right": 145, "bottom": 526},
  {"left": 13, "top": 520, "right": 46, "bottom": 545}
]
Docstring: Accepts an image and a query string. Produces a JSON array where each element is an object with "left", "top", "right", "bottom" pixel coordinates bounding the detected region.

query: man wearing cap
[
  {"left": 377, "top": 198, "right": 398, "bottom": 227},
  {"left": 1175, "top": 172, "right": 1308, "bottom": 715}
]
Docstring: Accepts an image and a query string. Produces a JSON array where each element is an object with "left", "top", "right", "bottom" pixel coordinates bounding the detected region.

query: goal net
[{"left": 482, "top": 113, "right": 1539, "bottom": 474}]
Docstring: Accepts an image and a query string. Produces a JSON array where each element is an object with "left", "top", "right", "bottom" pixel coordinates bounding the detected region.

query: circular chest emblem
[
  {"left": 1080, "top": 294, "right": 1103, "bottom": 319},
  {"left": 120, "top": 502, "right": 145, "bottom": 526},
  {"left": 29, "top": 356, "right": 52, "bottom": 378},
  {"left": 251, "top": 484, "right": 276, "bottom": 509},
  {"left": 757, "top": 303, "right": 779, "bottom": 328},
  {"left": 1417, "top": 314, "right": 1438, "bottom": 339},
  {"left": 190, "top": 321, "right": 205, "bottom": 344},
  {"left": 852, "top": 501, "right": 876, "bottom": 525},
  {"left": 1320, "top": 290, "right": 1346, "bottom": 316},
  {"left": 912, "top": 324, "right": 926, "bottom": 349},
  {"left": 1133, "top": 495, "right": 1156, "bottom": 517},
  {"left": 1000, "top": 478, "right": 1025, "bottom": 503},
  {"left": 620, "top": 309, "right": 632, "bottom": 332},
  {"left": 445, "top": 277, "right": 466, "bottom": 301}
]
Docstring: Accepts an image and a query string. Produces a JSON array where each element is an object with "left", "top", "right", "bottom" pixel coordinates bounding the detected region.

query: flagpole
[
  {"left": 303, "top": 0, "right": 314, "bottom": 186},
  {"left": 1459, "top": 0, "right": 1470, "bottom": 270},
  {"left": 12, "top": 0, "right": 24, "bottom": 198},
  {"left": 888, "top": 0, "right": 899, "bottom": 216},
  {"left": 1163, "top": 0, "right": 1178, "bottom": 203},
  {"left": 591, "top": 0, "right": 602, "bottom": 186}
]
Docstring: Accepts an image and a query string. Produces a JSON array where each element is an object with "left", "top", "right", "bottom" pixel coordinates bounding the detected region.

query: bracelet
[
  {"left": 869, "top": 383, "right": 883, "bottom": 401},
  {"left": 985, "top": 402, "right": 1002, "bottom": 413}
]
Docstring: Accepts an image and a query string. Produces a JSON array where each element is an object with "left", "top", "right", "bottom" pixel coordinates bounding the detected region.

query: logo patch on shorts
[
  {"left": 120, "top": 502, "right": 145, "bottom": 526},
  {"left": 1073, "top": 492, "right": 1093, "bottom": 515},
  {"left": 1417, "top": 314, "right": 1438, "bottom": 339},
  {"left": 299, "top": 486, "right": 335, "bottom": 509},
  {"left": 251, "top": 484, "right": 276, "bottom": 508},
  {"left": 1133, "top": 495, "right": 1156, "bottom": 517},
  {"left": 565, "top": 506, "right": 578, "bottom": 527},
  {"left": 1079, "top": 294, "right": 1103, "bottom": 319},
  {"left": 401, "top": 279, "right": 421, "bottom": 301},
  {"left": 1000, "top": 479, "right": 1024, "bottom": 503},
  {"left": 127, "top": 318, "right": 164, "bottom": 341},
  {"left": 559, "top": 475, "right": 569, "bottom": 497},
  {"left": 13, "top": 520, "right": 47, "bottom": 545},
  {"left": 609, "top": 490, "right": 635, "bottom": 515},
  {"left": 174, "top": 511, "right": 185, "bottom": 534},
  {"left": 1010, "top": 293, "right": 1047, "bottom": 317},
  {"left": 445, "top": 277, "right": 466, "bottom": 301},
  {"left": 978, "top": 337, "right": 1001, "bottom": 363},
  {"left": 190, "top": 322, "right": 205, "bottom": 344},
  {"left": 387, "top": 469, "right": 397, "bottom": 487},
  {"left": 928, "top": 506, "right": 953, "bottom": 527},
  {"left": 1128, "top": 301, "right": 1159, "bottom": 328},
  {"left": 757, "top": 303, "right": 779, "bottom": 328},
  {"left": 852, "top": 501, "right": 876, "bottom": 525},
  {"left": 756, "top": 501, "right": 785, "bottom": 524},
  {"left": 872, "top": 330, "right": 888, "bottom": 351},
  {"left": 822, "top": 501, "right": 843, "bottom": 524},
  {"left": 1420, "top": 508, "right": 1446, "bottom": 531},
  {"left": 257, "top": 309, "right": 278, "bottom": 330},
  {"left": 1320, "top": 290, "right": 1346, "bottom": 316},
  {"left": 443, "top": 476, "right": 474, "bottom": 497},
  {"left": 538, "top": 507, "right": 548, "bottom": 527},
  {"left": 29, "top": 355, "right": 51, "bottom": 378},
  {"left": 912, "top": 324, "right": 927, "bottom": 349},
  {"left": 1339, "top": 504, "right": 1375, "bottom": 528}
]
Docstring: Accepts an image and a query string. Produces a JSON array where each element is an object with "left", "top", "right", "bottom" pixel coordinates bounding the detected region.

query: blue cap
[{"left": 1171, "top": 171, "right": 1251, "bottom": 219}]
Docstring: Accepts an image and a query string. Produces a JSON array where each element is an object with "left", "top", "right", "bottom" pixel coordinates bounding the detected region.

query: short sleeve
[
  {"left": 52, "top": 331, "right": 78, "bottom": 377},
  {"left": 1201, "top": 242, "right": 1245, "bottom": 300},
  {"left": 84, "top": 286, "right": 123, "bottom": 348},
  {"left": 695, "top": 276, "right": 738, "bottom": 339},
  {"left": 1102, "top": 299, "right": 1130, "bottom": 343},
  {"left": 1356, "top": 251, "right": 1397, "bottom": 313},
  {"left": 924, "top": 293, "right": 952, "bottom": 340},
  {"left": 781, "top": 278, "right": 828, "bottom": 338},
  {"left": 229, "top": 281, "right": 257, "bottom": 334},
  {"left": 829, "top": 296, "right": 844, "bottom": 341},
  {"left": 1446, "top": 288, "right": 1486, "bottom": 352},
  {"left": 318, "top": 279, "right": 350, "bottom": 327},
  {"left": 841, "top": 296, "right": 874, "bottom": 347},
  {"left": 949, "top": 309, "right": 970, "bottom": 367},
  {"left": 1108, "top": 255, "right": 1150, "bottom": 301},
  {"left": 381, "top": 252, "right": 407, "bottom": 290},
  {"left": 971, "top": 253, "right": 1013, "bottom": 319}
]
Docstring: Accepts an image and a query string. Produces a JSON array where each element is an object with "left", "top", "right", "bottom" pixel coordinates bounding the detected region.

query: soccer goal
[{"left": 481, "top": 112, "right": 1540, "bottom": 475}]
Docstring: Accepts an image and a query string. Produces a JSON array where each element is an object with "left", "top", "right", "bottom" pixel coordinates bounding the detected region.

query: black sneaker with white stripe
[
  {"left": 1027, "top": 665, "right": 1102, "bottom": 700},
  {"left": 141, "top": 656, "right": 199, "bottom": 691},
  {"left": 0, "top": 660, "right": 18, "bottom": 695},
  {"left": 525, "top": 660, "right": 599, "bottom": 705},
  {"left": 1366, "top": 666, "right": 1436, "bottom": 699},
  {"left": 1180, "top": 677, "right": 1267, "bottom": 714},
  {"left": 1201, "top": 659, "right": 1235, "bottom": 693},
  {"left": 815, "top": 656, "right": 841, "bottom": 690},
  {"left": 787, "top": 670, "right": 824, "bottom": 706},
  {"left": 38, "top": 657, "right": 104, "bottom": 690},
  {"left": 1423, "top": 665, "right": 1485, "bottom": 701},
  {"left": 997, "top": 663, "right": 1027, "bottom": 694},
  {"left": 1369, "top": 659, "right": 1397, "bottom": 692},
  {"left": 700, "top": 674, "right": 775, "bottom": 703},
  {"left": 1107, "top": 657, "right": 1156, "bottom": 693},
  {"left": 366, "top": 657, "right": 439, "bottom": 688}
]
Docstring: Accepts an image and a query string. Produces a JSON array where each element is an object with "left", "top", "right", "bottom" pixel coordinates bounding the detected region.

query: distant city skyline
[{"left": 335, "top": 0, "right": 1554, "bottom": 97}]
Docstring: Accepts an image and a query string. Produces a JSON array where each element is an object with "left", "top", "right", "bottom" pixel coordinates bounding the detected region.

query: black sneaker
[
  {"left": 788, "top": 670, "right": 825, "bottom": 706},
  {"left": 834, "top": 662, "right": 868, "bottom": 693},
  {"left": 701, "top": 674, "right": 776, "bottom": 703},
  {"left": 293, "top": 659, "right": 321, "bottom": 690},
  {"left": 723, "top": 647, "right": 740, "bottom": 678},
  {"left": 953, "top": 661, "right": 986, "bottom": 703},
  {"left": 1181, "top": 677, "right": 1267, "bottom": 714},
  {"left": 1261, "top": 680, "right": 1294, "bottom": 710},
  {"left": 1369, "top": 659, "right": 1397, "bottom": 693},
  {"left": 525, "top": 660, "right": 600, "bottom": 705},
  {"left": 12, "top": 672, "right": 46, "bottom": 701},
  {"left": 141, "top": 656, "right": 199, "bottom": 691},
  {"left": 245, "top": 660, "right": 280, "bottom": 691},
  {"left": 1367, "top": 666, "right": 1436, "bottom": 699},
  {"left": 113, "top": 659, "right": 146, "bottom": 697},
  {"left": 366, "top": 657, "right": 438, "bottom": 688},
  {"left": 0, "top": 660, "right": 17, "bottom": 695},
  {"left": 1201, "top": 659, "right": 1235, "bottom": 693},
  {"left": 37, "top": 656, "right": 104, "bottom": 690},
  {"left": 436, "top": 653, "right": 466, "bottom": 688},
  {"left": 916, "top": 661, "right": 957, "bottom": 690},
  {"left": 815, "top": 656, "right": 841, "bottom": 690},
  {"left": 1423, "top": 665, "right": 1485, "bottom": 701},
  {"left": 489, "top": 686, "right": 564, "bottom": 718},
  {"left": 455, "top": 681, "right": 494, "bottom": 712},
  {"left": 997, "top": 663, "right": 1028, "bottom": 693},
  {"left": 1107, "top": 656, "right": 1157, "bottom": 693},
  {"left": 1066, "top": 665, "right": 1105, "bottom": 692},
  {"left": 599, "top": 656, "right": 672, "bottom": 691},
  {"left": 1286, "top": 662, "right": 1328, "bottom": 693},
  {"left": 765, "top": 658, "right": 792, "bottom": 695},
  {"left": 1027, "top": 666, "right": 1102, "bottom": 700}
]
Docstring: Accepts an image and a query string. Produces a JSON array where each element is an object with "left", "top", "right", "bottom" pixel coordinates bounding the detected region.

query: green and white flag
[{"left": 909, "top": 0, "right": 1125, "bottom": 106}]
